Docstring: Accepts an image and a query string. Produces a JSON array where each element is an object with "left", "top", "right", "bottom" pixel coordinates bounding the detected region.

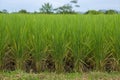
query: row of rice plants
[{"left": 0, "top": 14, "right": 120, "bottom": 73}]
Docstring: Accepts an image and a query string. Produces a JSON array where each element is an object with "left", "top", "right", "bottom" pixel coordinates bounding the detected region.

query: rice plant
[{"left": 0, "top": 14, "right": 120, "bottom": 72}]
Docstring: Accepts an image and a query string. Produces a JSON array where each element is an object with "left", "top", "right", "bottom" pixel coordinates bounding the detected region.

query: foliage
[
  {"left": 0, "top": 11, "right": 2, "bottom": 13},
  {"left": 40, "top": 3, "right": 53, "bottom": 14},
  {"left": 1, "top": 9, "right": 8, "bottom": 13},
  {"left": 75, "top": 5, "right": 80, "bottom": 7},
  {"left": 18, "top": 9, "right": 28, "bottom": 13},
  {"left": 33, "top": 11, "right": 39, "bottom": 14},
  {"left": 105, "top": 10, "right": 118, "bottom": 14},
  {"left": 70, "top": 0, "right": 78, "bottom": 4},
  {"left": 85, "top": 10, "right": 103, "bottom": 14},
  {"left": 54, "top": 4, "right": 75, "bottom": 14}
]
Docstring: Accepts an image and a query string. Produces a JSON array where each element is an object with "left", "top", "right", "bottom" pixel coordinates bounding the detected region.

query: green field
[{"left": 0, "top": 14, "right": 120, "bottom": 73}]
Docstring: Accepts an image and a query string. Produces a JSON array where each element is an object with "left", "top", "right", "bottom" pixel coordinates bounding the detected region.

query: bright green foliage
[{"left": 0, "top": 14, "right": 120, "bottom": 72}]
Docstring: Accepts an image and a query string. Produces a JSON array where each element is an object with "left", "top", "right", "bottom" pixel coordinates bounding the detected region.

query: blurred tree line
[{"left": 0, "top": 0, "right": 119, "bottom": 14}]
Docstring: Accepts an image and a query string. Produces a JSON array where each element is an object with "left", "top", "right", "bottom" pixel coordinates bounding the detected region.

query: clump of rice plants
[
  {"left": 2, "top": 44, "right": 16, "bottom": 71},
  {"left": 23, "top": 50, "right": 37, "bottom": 73},
  {"left": 63, "top": 48, "right": 74, "bottom": 72},
  {"left": 0, "top": 14, "right": 120, "bottom": 73}
]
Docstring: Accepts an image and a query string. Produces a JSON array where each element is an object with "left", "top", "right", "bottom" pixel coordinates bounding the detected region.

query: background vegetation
[{"left": 0, "top": 2, "right": 119, "bottom": 14}]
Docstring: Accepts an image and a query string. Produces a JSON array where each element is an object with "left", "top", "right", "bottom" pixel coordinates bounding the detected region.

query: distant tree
[
  {"left": 105, "top": 10, "right": 118, "bottom": 14},
  {"left": 40, "top": 3, "right": 53, "bottom": 14},
  {"left": 70, "top": 0, "right": 80, "bottom": 13},
  {"left": 85, "top": 10, "right": 103, "bottom": 15},
  {"left": 2, "top": 9, "right": 8, "bottom": 13},
  {"left": 33, "top": 11, "right": 41, "bottom": 14},
  {"left": 75, "top": 5, "right": 80, "bottom": 8},
  {"left": 70, "top": 0, "right": 78, "bottom": 4},
  {"left": 18, "top": 9, "right": 28, "bottom": 13},
  {"left": 0, "top": 11, "right": 2, "bottom": 13},
  {"left": 54, "top": 4, "right": 75, "bottom": 14},
  {"left": 33, "top": 11, "right": 38, "bottom": 14},
  {"left": 11, "top": 12, "right": 17, "bottom": 14},
  {"left": 118, "top": 11, "right": 120, "bottom": 14},
  {"left": 99, "top": 10, "right": 106, "bottom": 13}
]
